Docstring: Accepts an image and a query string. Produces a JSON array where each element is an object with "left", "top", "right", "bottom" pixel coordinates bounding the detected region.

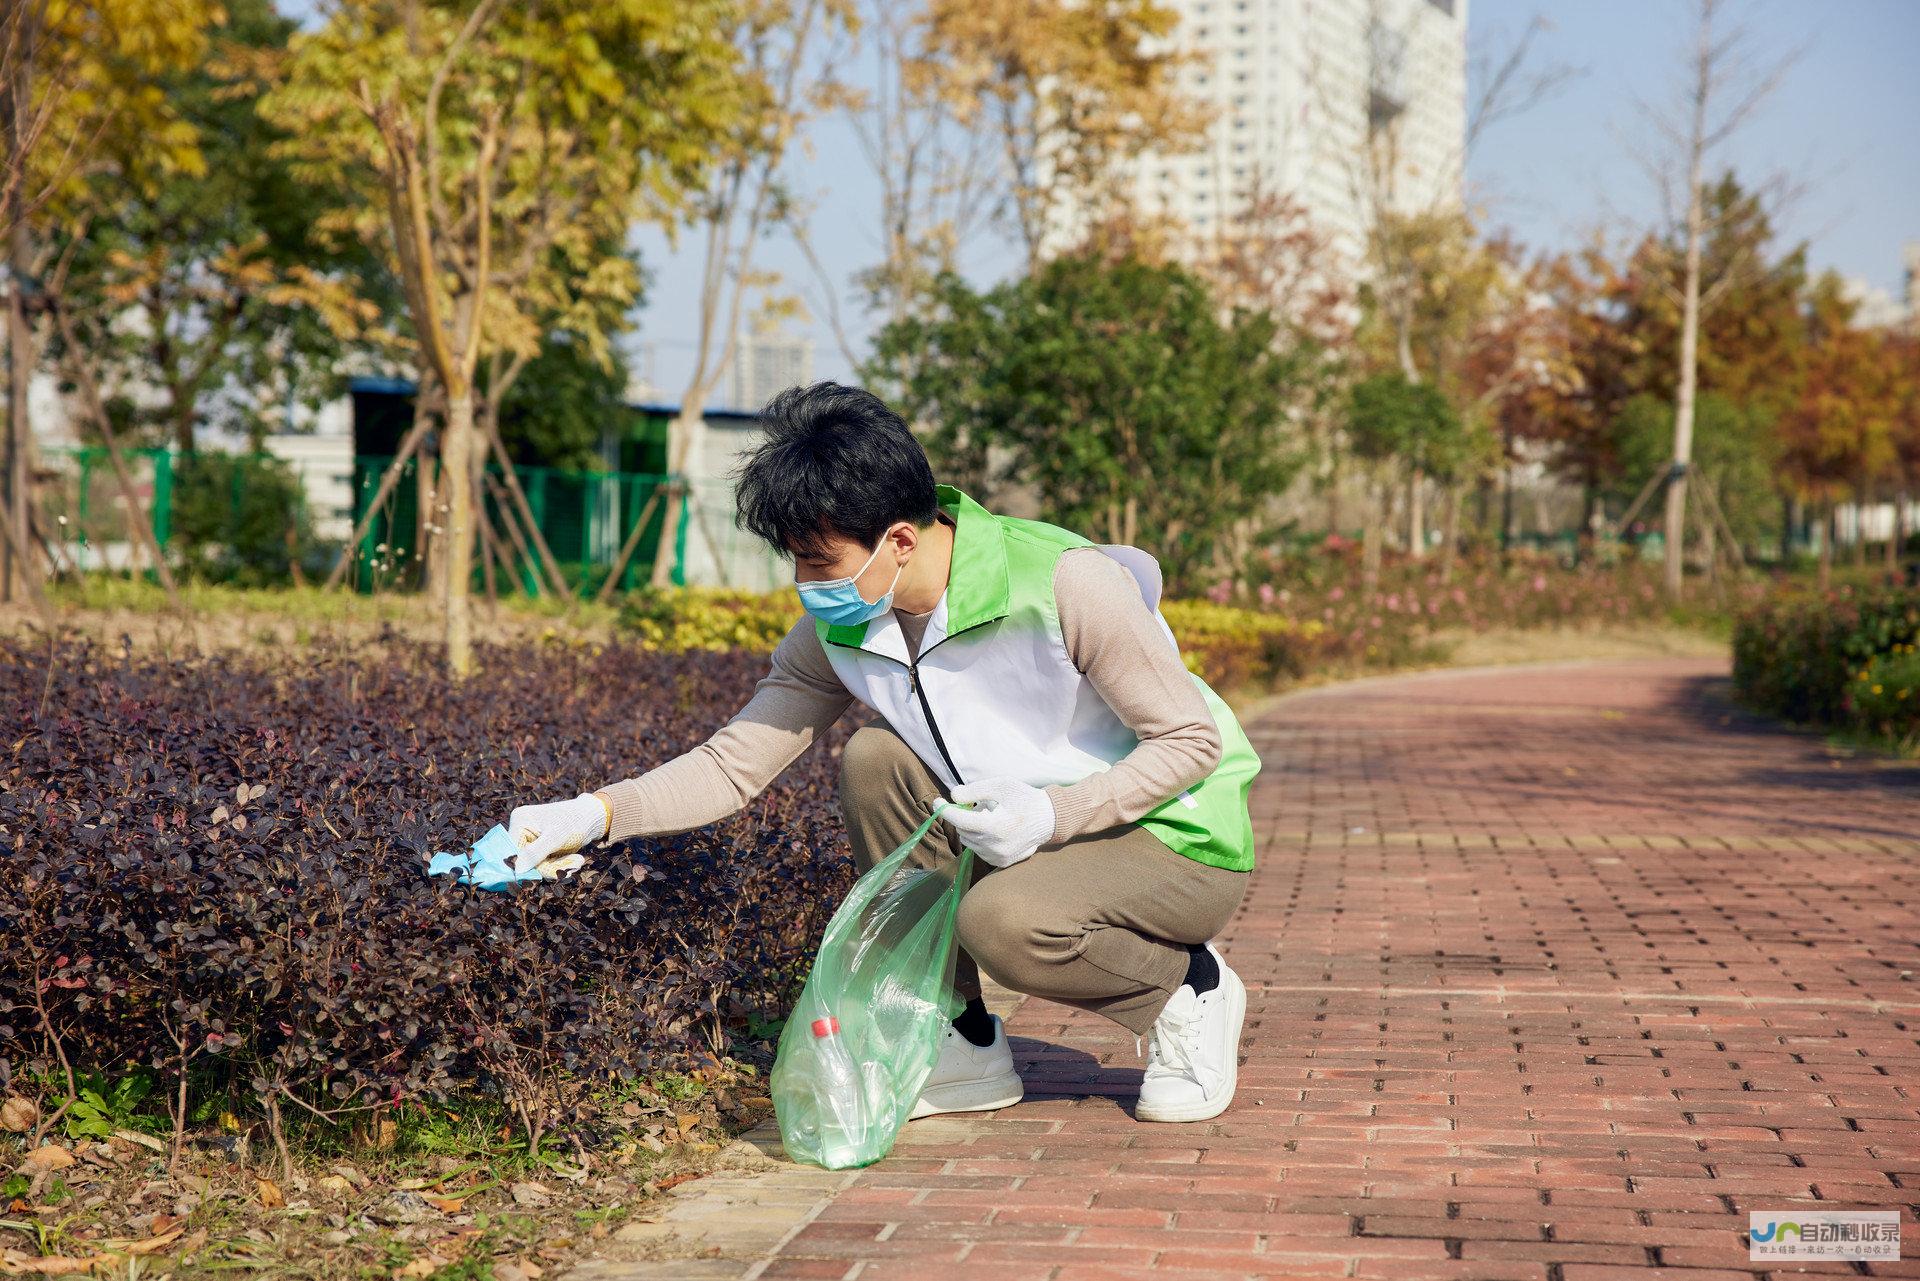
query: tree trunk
[
  {"left": 1362, "top": 477, "right": 1382, "bottom": 592},
  {"left": 1894, "top": 490, "right": 1909, "bottom": 571},
  {"left": 4, "top": 221, "right": 32, "bottom": 605},
  {"left": 1325, "top": 451, "right": 1343, "bottom": 537},
  {"left": 441, "top": 390, "right": 475, "bottom": 678},
  {"left": 649, "top": 405, "right": 703, "bottom": 588},
  {"left": 1407, "top": 468, "right": 1426, "bottom": 559},
  {"left": 325, "top": 388, "right": 435, "bottom": 590},
  {"left": 49, "top": 300, "right": 180, "bottom": 599},
  {"left": 1439, "top": 483, "right": 1461, "bottom": 584},
  {"left": 1697, "top": 489, "right": 1717, "bottom": 586},
  {"left": 1887, "top": 496, "right": 1900, "bottom": 572},
  {"left": 1817, "top": 500, "right": 1833, "bottom": 590},
  {"left": 1664, "top": 93, "right": 1708, "bottom": 601},
  {"left": 417, "top": 451, "right": 441, "bottom": 596},
  {"left": 1498, "top": 442, "right": 1514, "bottom": 562},
  {"left": 480, "top": 414, "right": 573, "bottom": 600}
]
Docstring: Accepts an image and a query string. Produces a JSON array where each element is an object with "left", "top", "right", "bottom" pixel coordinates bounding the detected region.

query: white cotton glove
[
  {"left": 505, "top": 792, "right": 609, "bottom": 879},
  {"left": 943, "top": 777, "right": 1056, "bottom": 869}
]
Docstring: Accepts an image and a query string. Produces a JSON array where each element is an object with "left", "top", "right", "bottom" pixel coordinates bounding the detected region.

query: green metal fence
[
  {"left": 347, "top": 455, "right": 687, "bottom": 595},
  {"left": 45, "top": 447, "right": 192, "bottom": 574}
]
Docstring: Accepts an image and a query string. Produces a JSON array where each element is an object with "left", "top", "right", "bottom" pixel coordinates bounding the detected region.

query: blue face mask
[{"left": 794, "top": 533, "right": 904, "bottom": 627}]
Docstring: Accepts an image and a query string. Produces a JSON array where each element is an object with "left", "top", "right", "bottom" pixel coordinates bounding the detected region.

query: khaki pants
[{"left": 838, "top": 724, "right": 1251, "bottom": 1037}]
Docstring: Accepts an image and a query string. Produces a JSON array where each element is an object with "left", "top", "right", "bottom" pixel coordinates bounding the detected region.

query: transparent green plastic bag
[{"left": 771, "top": 803, "right": 974, "bottom": 1169}]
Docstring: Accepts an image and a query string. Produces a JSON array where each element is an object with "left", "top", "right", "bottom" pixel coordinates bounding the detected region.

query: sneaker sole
[
  {"left": 906, "top": 1069, "right": 1025, "bottom": 1120},
  {"left": 1134, "top": 964, "right": 1246, "bottom": 1123}
]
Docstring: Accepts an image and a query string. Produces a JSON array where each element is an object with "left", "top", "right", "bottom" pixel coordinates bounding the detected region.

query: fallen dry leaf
[
  {"left": 0, "top": 1096, "right": 37, "bottom": 1133},
  {"left": 0, "top": 1253, "right": 102, "bottom": 1276},
  {"left": 392, "top": 1256, "right": 446, "bottom": 1278},
  {"left": 317, "top": 1174, "right": 355, "bottom": 1194},
  {"left": 114, "top": 1227, "right": 186, "bottom": 1257},
  {"left": 255, "top": 1177, "right": 285, "bottom": 1210},
  {"left": 148, "top": 1214, "right": 182, "bottom": 1236},
  {"left": 15, "top": 1145, "right": 75, "bottom": 1175},
  {"left": 424, "top": 1196, "right": 466, "bottom": 1214},
  {"left": 674, "top": 1113, "right": 698, "bottom": 1139},
  {"left": 111, "top": 1129, "right": 165, "bottom": 1154}
]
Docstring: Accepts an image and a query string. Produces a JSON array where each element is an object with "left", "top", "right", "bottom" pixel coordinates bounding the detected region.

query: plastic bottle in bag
[
  {"left": 804, "top": 1014, "right": 869, "bottom": 1168},
  {"left": 771, "top": 804, "right": 974, "bottom": 1169}
]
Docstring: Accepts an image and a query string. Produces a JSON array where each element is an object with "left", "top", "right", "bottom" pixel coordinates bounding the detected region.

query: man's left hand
[{"left": 943, "top": 777, "right": 1055, "bottom": 868}]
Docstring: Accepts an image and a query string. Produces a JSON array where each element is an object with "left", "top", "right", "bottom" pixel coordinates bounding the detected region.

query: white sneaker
[
  {"left": 907, "top": 1012, "right": 1024, "bottom": 1120},
  {"left": 1135, "top": 942, "right": 1245, "bottom": 1123}
]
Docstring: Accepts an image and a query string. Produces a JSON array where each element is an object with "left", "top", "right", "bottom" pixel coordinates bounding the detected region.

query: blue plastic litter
[{"left": 427, "top": 824, "right": 545, "bottom": 891}]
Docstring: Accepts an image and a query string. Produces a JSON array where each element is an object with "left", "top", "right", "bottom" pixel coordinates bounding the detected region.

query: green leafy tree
[
  {"left": 1612, "top": 392, "right": 1775, "bottom": 555},
  {"left": 496, "top": 336, "right": 636, "bottom": 473},
  {"left": 172, "top": 451, "right": 321, "bottom": 586},
  {"left": 868, "top": 254, "right": 1317, "bottom": 592},
  {"left": 1345, "top": 372, "right": 1463, "bottom": 582}
]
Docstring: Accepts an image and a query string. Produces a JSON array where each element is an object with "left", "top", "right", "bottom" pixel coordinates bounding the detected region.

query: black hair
[{"left": 734, "top": 381, "right": 939, "bottom": 559}]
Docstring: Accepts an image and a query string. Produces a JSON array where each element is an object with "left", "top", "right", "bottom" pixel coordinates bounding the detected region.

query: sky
[{"left": 278, "top": 1, "right": 1920, "bottom": 405}]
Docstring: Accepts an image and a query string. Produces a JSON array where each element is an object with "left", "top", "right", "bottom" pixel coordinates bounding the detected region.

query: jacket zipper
[
  {"left": 855, "top": 617, "right": 998, "bottom": 788},
  {"left": 908, "top": 659, "right": 964, "bottom": 785}
]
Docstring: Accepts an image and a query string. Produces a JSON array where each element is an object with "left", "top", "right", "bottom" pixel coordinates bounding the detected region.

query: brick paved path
[{"left": 579, "top": 658, "right": 1920, "bottom": 1281}]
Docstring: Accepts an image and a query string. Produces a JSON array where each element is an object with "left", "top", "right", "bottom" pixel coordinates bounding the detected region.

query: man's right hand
[{"left": 505, "top": 793, "right": 610, "bottom": 876}]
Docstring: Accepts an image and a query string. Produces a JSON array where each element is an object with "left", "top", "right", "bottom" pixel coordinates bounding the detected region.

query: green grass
[{"left": 0, "top": 1058, "right": 761, "bottom": 1279}]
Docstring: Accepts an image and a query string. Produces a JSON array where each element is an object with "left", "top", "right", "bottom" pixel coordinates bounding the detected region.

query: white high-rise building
[
  {"left": 723, "top": 332, "right": 814, "bottom": 413},
  {"left": 1048, "top": 0, "right": 1468, "bottom": 285},
  {"left": 630, "top": 329, "right": 816, "bottom": 414}
]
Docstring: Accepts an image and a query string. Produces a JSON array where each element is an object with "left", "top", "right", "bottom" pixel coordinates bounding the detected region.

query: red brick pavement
[{"left": 759, "top": 658, "right": 1920, "bottom": 1281}]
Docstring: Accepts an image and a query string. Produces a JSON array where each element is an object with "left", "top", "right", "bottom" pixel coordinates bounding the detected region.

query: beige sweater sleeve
[
  {"left": 1042, "top": 547, "right": 1223, "bottom": 842},
  {"left": 589, "top": 546, "right": 1218, "bottom": 845},
  {"left": 593, "top": 616, "right": 853, "bottom": 842}
]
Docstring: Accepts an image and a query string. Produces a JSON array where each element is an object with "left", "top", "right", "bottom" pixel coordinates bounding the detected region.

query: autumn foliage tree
[
  {"left": 1776, "top": 288, "right": 1904, "bottom": 585},
  {"left": 918, "top": 0, "right": 1208, "bottom": 273},
  {"left": 262, "top": 0, "right": 739, "bottom": 675},
  {"left": 1, "top": 0, "right": 216, "bottom": 604}
]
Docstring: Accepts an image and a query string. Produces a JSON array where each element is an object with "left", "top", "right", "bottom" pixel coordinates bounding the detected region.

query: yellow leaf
[
  {"left": 0, "top": 1097, "right": 36, "bottom": 1133},
  {"left": 15, "top": 1145, "right": 75, "bottom": 1175},
  {"left": 256, "top": 1178, "right": 285, "bottom": 1209}
]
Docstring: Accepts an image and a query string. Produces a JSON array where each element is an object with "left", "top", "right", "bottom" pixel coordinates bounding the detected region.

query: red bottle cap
[{"left": 810, "top": 1016, "right": 839, "bottom": 1038}]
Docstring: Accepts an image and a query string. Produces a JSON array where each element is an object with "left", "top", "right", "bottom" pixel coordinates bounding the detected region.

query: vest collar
[{"left": 824, "top": 485, "right": 1010, "bottom": 654}]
